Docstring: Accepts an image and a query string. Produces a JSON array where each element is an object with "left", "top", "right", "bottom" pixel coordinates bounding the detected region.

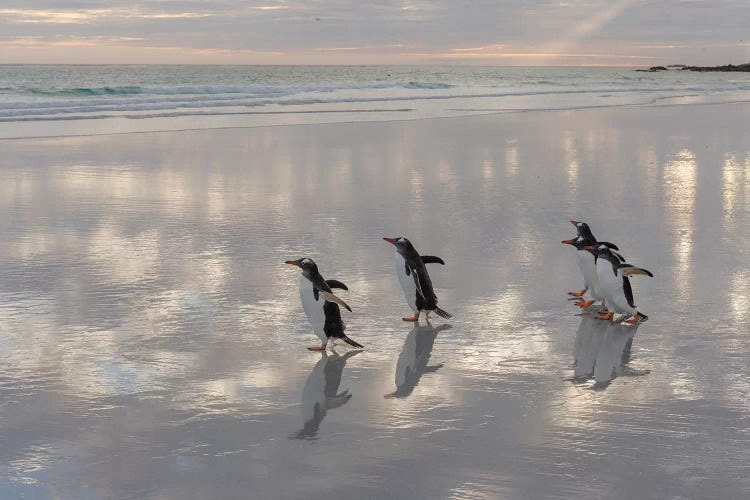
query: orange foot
[
  {"left": 402, "top": 314, "right": 420, "bottom": 322},
  {"left": 596, "top": 311, "right": 614, "bottom": 321},
  {"left": 575, "top": 299, "right": 596, "bottom": 308},
  {"left": 568, "top": 289, "right": 587, "bottom": 298},
  {"left": 624, "top": 315, "right": 639, "bottom": 324},
  {"left": 307, "top": 344, "right": 327, "bottom": 351}
]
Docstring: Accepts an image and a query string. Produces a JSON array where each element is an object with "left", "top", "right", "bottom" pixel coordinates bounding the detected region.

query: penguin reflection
[
  {"left": 572, "top": 313, "right": 609, "bottom": 381},
  {"left": 385, "top": 323, "right": 451, "bottom": 398},
  {"left": 572, "top": 311, "right": 646, "bottom": 389},
  {"left": 293, "top": 350, "right": 361, "bottom": 439}
]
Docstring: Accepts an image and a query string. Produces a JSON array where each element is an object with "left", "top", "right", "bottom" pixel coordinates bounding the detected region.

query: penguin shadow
[
  {"left": 571, "top": 309, "right": 649, "bottom": 390},
  {"left": 384, "top": 322, "right": 451, "bottom": 399},
  {"left": 291, "top": 349, "right": 361, "bottom": 440}
]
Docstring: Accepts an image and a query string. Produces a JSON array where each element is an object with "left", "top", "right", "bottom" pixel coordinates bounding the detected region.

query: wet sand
[{"left": 2, "top": 103, "right": 750, "bottom": 498}]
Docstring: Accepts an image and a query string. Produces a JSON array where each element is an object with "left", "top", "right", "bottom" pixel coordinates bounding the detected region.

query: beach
[{"left": 2, "top": 102, "right": 750, "bottom": 498}]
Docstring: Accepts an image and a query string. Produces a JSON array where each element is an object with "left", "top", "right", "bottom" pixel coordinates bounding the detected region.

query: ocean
[{"left": 2, "top": 64, "right": 750, "bottom": 139}]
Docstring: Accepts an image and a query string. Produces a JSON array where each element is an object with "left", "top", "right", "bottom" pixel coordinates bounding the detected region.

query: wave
[
  {"left": 29, "top": 86, "right": 144, "bottom": 96},
  {"left": 1, "top": 85, "right": 747, "bottom": 116},
  {"left": 20, "top": 81, "right": 454, "bottom": 98},
  {"left": 3, "top": 81, "right": 750, "bottom": 123}
]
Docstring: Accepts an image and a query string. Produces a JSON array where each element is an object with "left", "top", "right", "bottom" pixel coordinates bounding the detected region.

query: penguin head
[
  {"left": 583, "top": 243, "right": 603, "bottom": 253},
  {"left": 383, "top": 236, "right": 414, "bottom": 255},
  {"left": 284, "top": 257, "right": 319, "bottom": 277},
  {"left": 584, "top": 242, "right": 624, "bottom": 261},
  {"left": 561, "top": 235, "right": 583, "bottom": 248},
  {"left": 583, "top": 243, "right": 613, "bottom": 258},
  {"left": 570, "top": 220, "right": 596, "bottom": 242}
]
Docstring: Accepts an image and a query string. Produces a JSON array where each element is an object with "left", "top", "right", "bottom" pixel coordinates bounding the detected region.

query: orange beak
[
  {"left": 383, "top": 238, "right": 396, "bottom": 245},
  {"left": 561, "top": 239, "right": 577, "bottom": 245},
  {"left": 583, "top": 245, "right": 596, "bottom": 251},
  {"left": 570, "top": 220, "right": 579, "bottom": 226},
  {"left": 284, "top": 260, "right": 300, "bottom": 266}
]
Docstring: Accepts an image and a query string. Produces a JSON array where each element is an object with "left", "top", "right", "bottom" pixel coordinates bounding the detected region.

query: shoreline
[{"left": 3, "top": 96, "right": 750, "bottom": 143}]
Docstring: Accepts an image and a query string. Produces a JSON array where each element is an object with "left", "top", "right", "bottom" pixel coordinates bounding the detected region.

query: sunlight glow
[{"left": 663, "top": 149, "right": 697, "bottom": 303}]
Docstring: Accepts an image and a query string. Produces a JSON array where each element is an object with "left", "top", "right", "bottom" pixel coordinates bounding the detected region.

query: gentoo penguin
[
  {"left": 383, "top": 237, "right": 452, "bottom": 322},
  {"left": 561, "top": 220, "right": 621, "bottom": 309},
  {"left": 584, "top": 244, "right": 653, "bottom": 323},
  {"left": 384, "top": 323, "right": 450, "bottom": 398},
  {"left": 293, "top": 350, "right": 361, "bottom": 439},
  {"left": 285, "top": 258, "right": 364, "bottom": 350}
]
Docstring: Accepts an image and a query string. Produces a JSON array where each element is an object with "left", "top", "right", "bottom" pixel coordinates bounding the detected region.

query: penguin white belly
[
  {"left": 299, "top": 276, "right": 328, "bottom": 343},
  {"left": 577, "top": 251, "right": 601, "bottom": 299},
  {"left": 395, "top": 252, "right": 418, "bottom": 312},
  {"left": 597, "top": 263, "right": 636, "bottom": 316}
]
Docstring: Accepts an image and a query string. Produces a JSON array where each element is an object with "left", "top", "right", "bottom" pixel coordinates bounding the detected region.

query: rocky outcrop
[
  {"left": 681, "top": 63, "right": 750, "bottom": 72},
  {"left": 635, "top": 66, "right": 669, "bottom": 72}
]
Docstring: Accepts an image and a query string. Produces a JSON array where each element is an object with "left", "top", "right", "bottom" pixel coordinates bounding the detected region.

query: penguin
[
  {"left": 383, "top": 237, "right": 452, "bottom": 322},
  {"left": 285, "top": 258, "right": 364, "bottom": 350},
  {"left": 561, "top": 220, "right": 621, "bottom": 310},
  {"left": 584, "top": 244, "right": 653, "bottom": 323}
]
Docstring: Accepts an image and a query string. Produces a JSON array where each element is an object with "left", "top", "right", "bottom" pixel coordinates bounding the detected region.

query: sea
[{"left": 2, "top": 64, "right": 750, "bottom": 139}]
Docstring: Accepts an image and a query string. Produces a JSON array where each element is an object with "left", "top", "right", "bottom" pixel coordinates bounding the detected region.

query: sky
[{"left": 1, "top": 0, "right": 749, "bottom": 66}]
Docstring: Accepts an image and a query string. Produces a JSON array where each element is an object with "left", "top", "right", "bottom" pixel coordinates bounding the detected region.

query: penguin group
[
  {"left": 286, "top": 223, "right": 653, "bottom": 351},
  {"left": 562, "top": 220, "right": 653, "bottom": 323},
  {"left": 286, "top": 237, "right": 450, "bottom": 351}
]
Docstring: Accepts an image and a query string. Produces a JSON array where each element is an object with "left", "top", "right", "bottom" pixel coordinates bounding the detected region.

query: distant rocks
[
  {"left": 635, "top": 63, "right": 750, "bottom": 73},
  {"left": 635, "top": 66, "right": 669, "bottom": 72},
  {"left": 680, "top": 63, "right": 750, "bottom": 72}
]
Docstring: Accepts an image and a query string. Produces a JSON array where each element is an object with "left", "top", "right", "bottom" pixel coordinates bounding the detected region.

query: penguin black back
[{"left": 388, "top": 237, "right": 438, "bottom": 309}]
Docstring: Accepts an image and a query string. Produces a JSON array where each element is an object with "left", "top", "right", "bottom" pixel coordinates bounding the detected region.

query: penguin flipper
[
  {"left": 622, "top": 276, "right": 636, "bottom": 309},
  {"left": 421, "top": 256, "right": 445, "bottom": 265},
  {"left": 410, "top": 267, "right": 426, "bottom": 300},
  {"left": 322, "top": 291, "right": 352, "bottom": 312},
  {"left": 620, "top": 265, "right": 653, "bottom": 277},
  {"left": 326, "top": 279, "right": 348, "bottom": 290}
]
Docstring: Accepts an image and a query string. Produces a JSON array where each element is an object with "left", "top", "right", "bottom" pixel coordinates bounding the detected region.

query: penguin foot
[
  {"left": 402, "top": 314, "right": 420, "bottom": 322},
  {"left": 595, "top": 311, "right": 614, "bottom": 321},
  {"left": 568, "top": 289, "right": 587, "bottom": 297},
  {"left": 307, "top": 344, "right": 327, "bottom": 351},
  {"left": 575, "top": 299, "right": 596, "bottom": 308}
]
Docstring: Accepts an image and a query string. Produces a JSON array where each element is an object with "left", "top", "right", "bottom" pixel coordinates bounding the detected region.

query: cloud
[{"left": 1, "top": 0, "right": 749, "bottom": 65}]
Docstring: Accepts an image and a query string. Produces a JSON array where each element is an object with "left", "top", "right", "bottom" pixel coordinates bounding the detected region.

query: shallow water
[{"left": 2, "top": 103, "right": 750, "bottom": 498}]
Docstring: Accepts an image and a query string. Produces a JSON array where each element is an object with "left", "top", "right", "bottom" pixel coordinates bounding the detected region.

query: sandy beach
[{"left": 2, "top": 102, "right": 750, "bottom": 498}]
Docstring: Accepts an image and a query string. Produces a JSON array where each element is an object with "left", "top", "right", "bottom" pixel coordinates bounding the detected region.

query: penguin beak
[
  {"left": 284, "top": 260, "right": 300, "bottom": 267},
  {"left": 383, "top": 237, "right": 396, "bottom": 245},
  {"left": 583, "top": 245, "right": 596, "bottom": 251},
  {"left": 561, "top": 239, "right": 577, "bottom": 245},
  {"left": 570, "top": 220, "right": 579, "bottom": 226}
]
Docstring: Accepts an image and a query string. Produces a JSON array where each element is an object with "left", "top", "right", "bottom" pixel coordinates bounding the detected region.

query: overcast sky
[{"left": 1, "top": 0, "right": 749, "bottom": 65}]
